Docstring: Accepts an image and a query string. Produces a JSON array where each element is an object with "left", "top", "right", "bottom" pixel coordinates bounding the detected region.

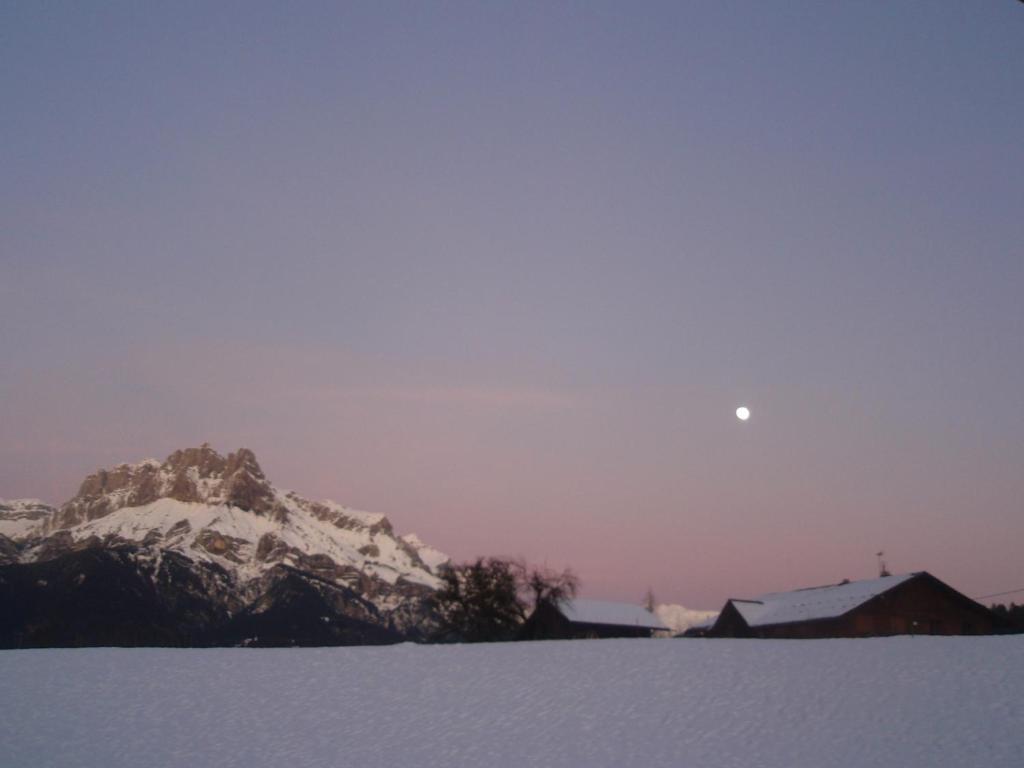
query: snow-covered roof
[
  {"left": 559, "top": 599, "right": 668, "bottom": 631},
  {"left": 729, "top": 573, "right": 918, "bottom": 628},
  {"left": 686, "top": 615, "right": 718, "bottom": 631}
]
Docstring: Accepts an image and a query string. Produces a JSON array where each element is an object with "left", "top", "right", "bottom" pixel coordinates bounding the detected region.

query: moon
[{"left": 735, "top": 406, "right": 751, "bottom": 421}]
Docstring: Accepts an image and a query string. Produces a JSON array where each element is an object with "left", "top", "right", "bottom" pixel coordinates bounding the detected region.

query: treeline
[
  {"left": 429, "top": 557, "right": 578, "bottom": 642},
  {"left": 990, "top": 602, "right": 1024, "bottom": 633}
]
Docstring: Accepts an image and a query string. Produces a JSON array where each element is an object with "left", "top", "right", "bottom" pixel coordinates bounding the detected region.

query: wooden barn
[
  {"left": 706, "top": 571, "right": 996, "bottom": 639},
  {"left": 521, "top": 598, "right": 668, "bottom": 640}
]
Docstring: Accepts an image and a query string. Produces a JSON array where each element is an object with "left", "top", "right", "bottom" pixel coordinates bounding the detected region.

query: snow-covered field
[{"left": 2, "top": 637, "right": 1021, "bottom": 768}]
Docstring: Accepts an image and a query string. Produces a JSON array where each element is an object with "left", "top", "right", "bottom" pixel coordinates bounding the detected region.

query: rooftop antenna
[{"left": 876, "top": 551, "right": 891, "bottom": 578}]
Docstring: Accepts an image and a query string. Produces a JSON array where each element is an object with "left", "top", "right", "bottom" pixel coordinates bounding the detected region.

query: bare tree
[
  {"left": 429, "top": 558, "right": 579, "bottom": 642},
  {"left": 521, "top": 563, "right": 579, "bottom": 612}
]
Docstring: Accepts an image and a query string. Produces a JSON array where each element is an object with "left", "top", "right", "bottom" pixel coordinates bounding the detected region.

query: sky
[{"left": 2, "top": 1, "right": 1022, "bottom": 609}]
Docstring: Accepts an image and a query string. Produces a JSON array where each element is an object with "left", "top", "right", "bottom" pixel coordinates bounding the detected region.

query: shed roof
[
  {"left": 559, "top": 599, "right": 668, "bottom": 631},
  {"left": 729, "top": 573, "right": 918, "bottom": 628}
]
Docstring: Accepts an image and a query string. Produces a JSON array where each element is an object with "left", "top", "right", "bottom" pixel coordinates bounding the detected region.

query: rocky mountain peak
[
  {"left": 165, "top": 443, "right": 227, "bottom": 478},
  {"left": 52, "top": 445, "right": 284, "bottom": 530},
  {"left": 224, "top": 448, "right": 264, "bottom": 480},
  {"left": 74, "top": 459, "right": 160, "bottom": 499},
  {"left": 2, "top": 446, "right": 450, "bottom": 642},
  {"left": 219, "top": 448, "right": 280, "bottom": 519}
]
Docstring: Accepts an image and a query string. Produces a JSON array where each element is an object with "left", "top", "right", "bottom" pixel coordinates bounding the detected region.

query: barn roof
[
  {"left": 559, "top": 599, "right": 668, "bottom": 631},
  {"left": 729, "top": 573, "right": 919, "bottom": 628}
]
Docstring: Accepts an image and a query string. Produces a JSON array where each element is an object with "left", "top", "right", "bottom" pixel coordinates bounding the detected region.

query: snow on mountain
[
  {"left": 0, "top": 498, "right": 55, "bottom": 541},
  {"left": 400, "top": 533, "right": 450, "bottom": 572},
  {"left": 654, "top": 603, "right": 719, "bottom": 634},
  {"left": 4, "top": 444, "right": 448, "bottom": 630},
  {"left": 49, "top": 494, "right": 440, "bottom": 589}
]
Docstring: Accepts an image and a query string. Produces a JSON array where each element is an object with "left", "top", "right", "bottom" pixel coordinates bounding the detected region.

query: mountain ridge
[{"left": 0, "top": 444, "right": 449, "bottom": 646}]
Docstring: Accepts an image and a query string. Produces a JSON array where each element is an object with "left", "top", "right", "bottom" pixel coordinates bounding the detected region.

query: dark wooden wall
[
  {"left": 710, "top": 573, "right": 997, "bottom": 639},
  {"left": 838, "top": 575, "right": 995, "bottom": 637}
]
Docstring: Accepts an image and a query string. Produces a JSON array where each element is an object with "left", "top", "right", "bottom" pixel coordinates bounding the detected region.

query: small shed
[
  {"left": 521, "top": 598, "right": 668, "bottom": 640},
  {"left": 707, "top": 571, "right": 996, "bottom": 639}
]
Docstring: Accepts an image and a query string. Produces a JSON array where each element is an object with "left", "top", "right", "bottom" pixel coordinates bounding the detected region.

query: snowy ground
[{"left": 2, "top": 637, "right": 1021, "bottom": 768}]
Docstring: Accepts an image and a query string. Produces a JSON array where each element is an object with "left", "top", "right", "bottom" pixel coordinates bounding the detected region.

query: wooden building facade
[{"left": 707, "top": 572, "right": 996, "bottom": 639}]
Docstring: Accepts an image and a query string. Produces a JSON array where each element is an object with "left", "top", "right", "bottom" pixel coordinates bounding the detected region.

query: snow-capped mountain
[
  {"left": 0, "top": 445, "right": 449, "bottom": 646},
  {"left": 654, "top": 604, "right": 719, "bottom": 635},
  {"left": 0, "top": 498, "right": 56, "bottom": 542}
]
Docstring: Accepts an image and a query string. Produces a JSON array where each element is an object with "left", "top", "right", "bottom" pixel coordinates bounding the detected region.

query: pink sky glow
[{"left": 2, "top": 3, "right": 1022, "bottom": 610}]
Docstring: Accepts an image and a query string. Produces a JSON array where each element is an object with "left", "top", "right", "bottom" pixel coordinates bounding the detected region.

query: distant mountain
[
  {"left": 654, "top": 604, "right": 719, "bottom": 635},
  {"left": 0, "top": 498, "right": 55, "bottom": 547},
  {"left": 0, "top": 444, "right": 449, "bottom": 647}
]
